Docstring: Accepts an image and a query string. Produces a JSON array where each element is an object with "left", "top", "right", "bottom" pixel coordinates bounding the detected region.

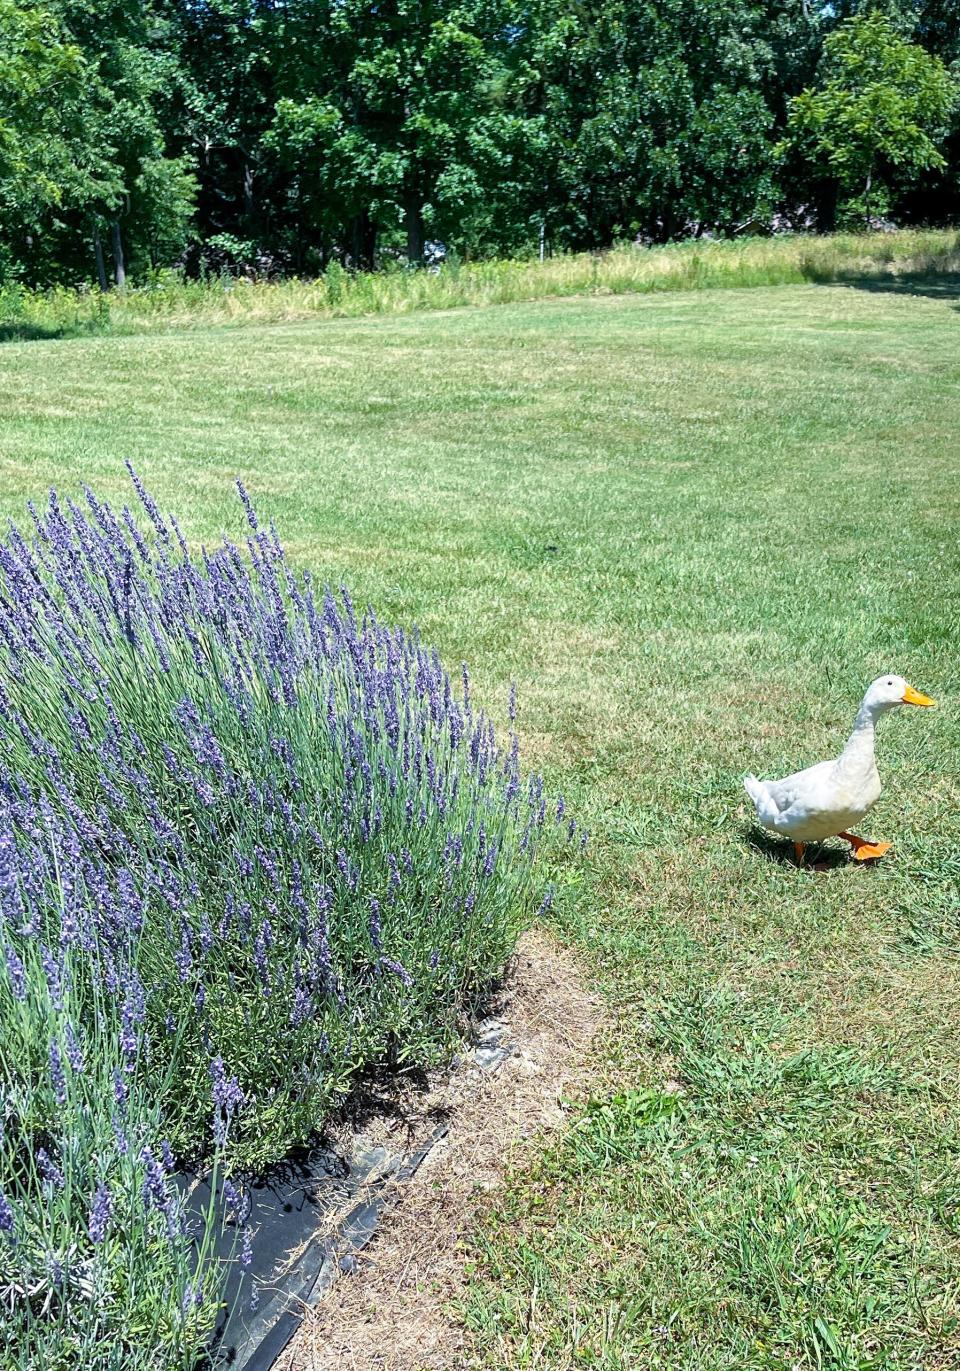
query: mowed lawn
[{"left": 2, "top": 282, "right": 960, "bottom": 1368}]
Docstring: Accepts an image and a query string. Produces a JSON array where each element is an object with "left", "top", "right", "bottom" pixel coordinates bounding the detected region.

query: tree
[
  {"left": 154, "top": 0, "right": 284, "bottom": 273},
  {"left": 783, "top": 12, "right": 957, "bottom": 226},
  {"left": 501, "top": 0, "right": 794, "bottom": 249},
  {"left": 266, "top": 0, "right": 524, "bottom": 268},
  {"left": 0, "top": 0, "right": 97, "bottom": 276},
  {"left": 0, "top": 0, "right": 195, "bottom": 285}
]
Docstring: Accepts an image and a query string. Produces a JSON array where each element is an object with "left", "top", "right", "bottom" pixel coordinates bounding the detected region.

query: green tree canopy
[
  {"left": 1, "top": 0, "right": 960, "bottom": 284},
  {"left": 784, "top": 11, "right": 958, "bottom": 224}
]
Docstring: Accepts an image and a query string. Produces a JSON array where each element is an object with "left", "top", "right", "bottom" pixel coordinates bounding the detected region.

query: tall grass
[
  {"left": 1, "top": 229, "right": 958, "bottom": 341},
  {"left": 0, "top": 473, "right": 566, "bottom": 1366}
]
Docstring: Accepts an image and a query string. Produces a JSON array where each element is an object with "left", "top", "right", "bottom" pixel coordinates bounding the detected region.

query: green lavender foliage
[
  {"left": 0, "top": 472, "right": 564, "bottom": 1365},
  {"left": 0, "top": 930, "right": 222, "bottom": 1370}
]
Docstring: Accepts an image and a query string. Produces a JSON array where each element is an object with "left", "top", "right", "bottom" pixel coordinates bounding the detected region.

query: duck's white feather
[{"left": 744, "top": 699, "right": 882, "bottom": 843}]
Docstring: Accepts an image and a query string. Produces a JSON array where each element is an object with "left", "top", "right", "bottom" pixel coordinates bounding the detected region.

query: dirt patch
[{"left": 276, "top": 926, "right": 605, "bottom": 1371}]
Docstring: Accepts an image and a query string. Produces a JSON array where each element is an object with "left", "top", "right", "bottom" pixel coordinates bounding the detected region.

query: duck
[{"left": 744, "top": 674, "right": 936, "bottom": 863}]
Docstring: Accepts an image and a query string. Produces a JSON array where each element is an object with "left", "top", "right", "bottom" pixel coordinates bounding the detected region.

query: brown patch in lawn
[{"left": 277, "top": 926, "right": 605, "bottom": 1371}]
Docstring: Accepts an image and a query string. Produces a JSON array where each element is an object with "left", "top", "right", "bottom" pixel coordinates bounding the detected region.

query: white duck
[{"left": 744, "top": 674, "right": 935, "bottom": 863}]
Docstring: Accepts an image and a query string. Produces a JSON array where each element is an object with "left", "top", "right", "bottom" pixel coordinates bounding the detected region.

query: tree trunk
[
  {"left": 864, "top": 168, "right": 873, "bottom": 230},
  {"left": 243, "top": 162, "right": 255, "bottom": 224},
  {"left": 404, "top": 187, "right": 424, "bottom": 265},
  {"left": 814, "top": 178, "right": 838, "bottom": 234},
  {"left": 93, "top": 226, "right": 109, "bottom": 291},
  {"left": 295, "top": 168, "right": 304, "bottom": 275},
  {"left": 349, "top": 210, "right": 377, "bottom": 272},
  {"left": 110, "top": 220, "right": 125, "bottom": 287}
]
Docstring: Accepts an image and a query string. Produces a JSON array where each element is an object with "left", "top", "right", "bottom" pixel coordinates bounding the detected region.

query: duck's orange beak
[{"left": 902, "top": 683, "right": 936, "bottom": 707}]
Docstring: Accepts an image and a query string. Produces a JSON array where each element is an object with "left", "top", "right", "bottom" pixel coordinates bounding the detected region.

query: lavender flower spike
[{"left": 88, "top": 1184, "right": 112, "bottom": 1245}]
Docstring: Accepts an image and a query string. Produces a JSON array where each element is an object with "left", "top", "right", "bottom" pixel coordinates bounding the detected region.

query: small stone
[{"left": 339, "top": 1254, "right": 359, "bottom": 1275}]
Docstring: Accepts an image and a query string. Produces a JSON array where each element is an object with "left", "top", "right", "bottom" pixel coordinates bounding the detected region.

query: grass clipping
[{"left": 280, "top": 928, "right": 604, "bottom": 1370}]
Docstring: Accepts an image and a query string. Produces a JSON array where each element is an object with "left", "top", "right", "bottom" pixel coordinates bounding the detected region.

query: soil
[{"left": 277, "top": 926, "right": 605, "bottom": 1371}]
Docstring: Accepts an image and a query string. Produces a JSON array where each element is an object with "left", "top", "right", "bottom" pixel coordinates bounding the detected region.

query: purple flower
[
  {"left": 223, "top": 1178, "right": 241, "bottom": 1215},
  {"left": 141, "top": 1147, "right": 171, "bottom": 1214},
  {"left": 64, "top": 1022, "right": 84, "bottom": 1073},
  {"left": 223, "top": 1179, "right": 251, "bottom": 1225},
  {"left": 119, "top": 972, "right": 145, "bottom": 1070},
  {"left": 210, "top": 1055, "right": 245, "bottom": 1145},
  {"left": 209, "top": 1056, "right": 244, "bottom": 1112},
  {"left": 113, "top": 1069, "right": 128, "bottom": 1109},
  {"left": 240, "top": 1226, "right": 253, "bottom": 1268},
  {"left": 125, "top": 462, "right": 170, "bottom": 545},
  {"left": 37, "top": 1148, "right": 65, "bottom": 1189},
  {"left": 536, "top": 886, "right": 555, "bottom": 917},
  {"left": 253, "top": 919, "right": 273, "bottom": 993},
  {"left": 88, "top": 1184, "right": 112, "bottom": 1244},
  {"left": 4, "top": 944, "right": 26, "bottom": 1000},
  {"left": 369, "top": 897, "right": 382, "bottom": 953},
  {"left": 111, "top": 1114, "right": 129, "bottom": 1156},
  {"left": 236, "top": 481, "right": 259, "bottom": 532},
  {"left": 381, "top": 957, "right": 413, "bottom": 989},
  {"left": 0, "top": 469, "right": 566, "bottom": 1213},
  {"left": 0, "top": 1189, "right": 14, "bottom": 1234}
]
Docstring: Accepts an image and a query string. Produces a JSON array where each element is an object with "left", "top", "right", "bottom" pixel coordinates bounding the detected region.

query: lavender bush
[
  {"left": 0, "top": 904, "right": 224, "bottom": 1368},
  {"left": 0, "top": 471, "right": 570, "bottom": 1362}
]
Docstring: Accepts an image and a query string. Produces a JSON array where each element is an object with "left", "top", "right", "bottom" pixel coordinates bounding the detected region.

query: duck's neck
[{"left": 839, "top": 703, "right": 878, "bottom": 773}]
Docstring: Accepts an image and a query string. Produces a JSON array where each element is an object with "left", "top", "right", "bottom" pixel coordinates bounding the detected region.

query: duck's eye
[{"left": 886, "top": 678, "right": 893, "bottom": 685}]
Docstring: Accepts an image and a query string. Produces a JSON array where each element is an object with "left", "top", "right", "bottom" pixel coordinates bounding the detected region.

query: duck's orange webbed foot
[
  {"left": 840, "top": 832, "right": 892, "bottom": 862},
  {"left": 793, "top": 842, "right": 806, "bottom": 865}
]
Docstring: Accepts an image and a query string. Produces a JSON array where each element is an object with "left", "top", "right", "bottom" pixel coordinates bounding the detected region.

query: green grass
[
  {"left": 1, "top": 227, "right": 959, "bottom": 340},
  {"left": 1, "top": 276, "right": 959, "bottom": 1368}
]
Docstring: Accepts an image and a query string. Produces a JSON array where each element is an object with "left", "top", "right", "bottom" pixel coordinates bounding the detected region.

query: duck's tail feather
[{"left": 744, "top": 773, "right": 781, "bottom": 829}]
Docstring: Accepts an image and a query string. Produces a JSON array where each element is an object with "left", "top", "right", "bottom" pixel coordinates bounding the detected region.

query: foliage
[
  {"left": 0, "top": 925, "right": 223, "bottom": 1369},
  {"left": 499, "top": 0, "right": 792, "bottom": 249},
  {"left": 0, "top": 472, "right": 562, "bottom": 1362},
  {"left": 0, "top": 0, "right": 92, "bottom": 274},
  {"left": 265, "top": 0, "right": 524, "bottom": 267},
  {"left": 784, "top": 12, "right": 958, "bottom": 225},
  {"left": 1, "top": 1, "right": 960, "bottom": 282}
]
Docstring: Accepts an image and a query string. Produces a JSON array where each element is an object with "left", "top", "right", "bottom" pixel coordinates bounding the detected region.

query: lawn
[{"left": 1, "top": 279, "right": 959, "bottom": 1368}]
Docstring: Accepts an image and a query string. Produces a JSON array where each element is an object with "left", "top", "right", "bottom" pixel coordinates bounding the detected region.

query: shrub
[
  {"left": 0, "top": 921, "right": 222, "bottom": 1369},
  {"left": 0, "top": 472, "right": 567, "bottom": 1363}
]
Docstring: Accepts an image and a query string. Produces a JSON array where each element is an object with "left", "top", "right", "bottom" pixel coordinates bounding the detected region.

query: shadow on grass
[
  {"left": 0, "top": 318, "right": 113, "bottom": 344},
  {"left": 829, "top": 273, "right": 960, "bottom": 308},
  {"left": 0, "top": 321, "right": 68, "bottom": 343},
  {"left": 744, "top": 826, "right": 851, "bottom": 872}
]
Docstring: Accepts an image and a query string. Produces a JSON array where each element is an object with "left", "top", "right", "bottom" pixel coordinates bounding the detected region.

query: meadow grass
[
  {"left": 0, "top": 277, "right": 958, "bottom": 1367},
  {"left": 0, "top": 227, "right": 959, "bottom": 341}
]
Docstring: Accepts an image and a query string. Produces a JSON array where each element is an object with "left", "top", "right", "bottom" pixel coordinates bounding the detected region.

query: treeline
[{"left": 1, "top": 0, "right": 958, "bottom": 286}]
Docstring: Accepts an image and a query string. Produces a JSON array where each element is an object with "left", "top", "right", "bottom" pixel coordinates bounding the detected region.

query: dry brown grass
[{"left": 277, "top": 928, "right": 606, "bottom": 1371}]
